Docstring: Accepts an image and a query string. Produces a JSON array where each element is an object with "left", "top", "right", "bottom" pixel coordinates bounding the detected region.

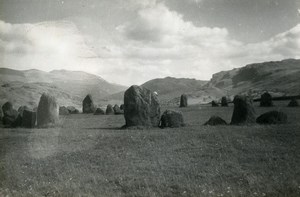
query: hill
[
  {"left": 1, "top": 59, "right": 300, "bottom": 108},
  {"left": 104, "top": 77, "right": 208, "bottom": 105},
  {"left": 0, "top": 68, "right": 127, "bottom": 109},
  {"left": 202, "top": 58, "right": 300, "bottom": 100}
]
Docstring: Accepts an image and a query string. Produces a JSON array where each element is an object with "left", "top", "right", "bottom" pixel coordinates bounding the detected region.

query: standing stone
[
  {"left": 221, "top": 97, "right": 228, "bottom": 107},
  {"left": 106, "top": 104, "right": 114, "bottom": 115},
  {"left": 159, "top": 110, "right": 184, "bottom": 128},
  {"left": 67, "top": 106, "right": 79, "bottom": 114},
  {"left": 179, "top": 94, "right": 188, "bottom": 107},
  {"left": 82, "top": 94, "right": 95, "bottom": 113},
  {"left": 260, "top": 92, "right": 273, "bottom": 107},
  {"left": 124, "top": 85, "right": 160, "bottom": 127},
  {"left": 256, "top": 111, "right": 287, "bottom": 125},
  {"left": 288, "top": 98, "right": 299, "bottom": 107},
  {"left": 22, "top": 110, "right": 37, "bottom": 128},
  {"left": 2, "top": 102, "right": 18, "bottom": 127},
  {"left": 230, "top": 95, "right": 256, "bottom": 125},
  {"left": 37, "top": 93, "right": 59, "bottom": 127},
  {"left": 94, "top": 108, "right": 105, "bottom": 115},
  {"left": 59, "top": 106, "right": 70, "bottom": 115},
  {"left": 204, "top": 116, "right": 227, "bottom": 126},
  {"left": 212, "top": 100, "right": 219, "bottom": 107},
  {"left": 113, "top": 104, "right": 124, "bottom": 115},
  {"left": 18, "top": 106, "right": 29, "bottom": 116}
]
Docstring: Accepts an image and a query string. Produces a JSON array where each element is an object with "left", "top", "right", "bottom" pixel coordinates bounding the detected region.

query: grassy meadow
[{"left": 0, "top": 101, "right": 300, "bottom": 197}]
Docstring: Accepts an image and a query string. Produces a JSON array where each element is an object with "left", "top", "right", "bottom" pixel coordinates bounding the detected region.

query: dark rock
[
  {"left": 159, "top": 110, "right": 184, "bottom": 128},
  {"left": 37, "top": 93, "right": 59, "bottom": 128},
  {"left": 106, "top": 104, "right": 114, "bottom": 115},
  {"left": 260, "top": 92, "right": 273, "bottom": 107},
  {"left": 120, "top": 104, "right": 124, "bottom": 110},
  {"left": 256, "top": 111, "right": 287, "bottom": 124},
  {"left": 67, "top": 106, "right": 79, "bottom": 114},
  {"left": 212, "top": 100, "right": 219, "bottom": 107},
  {"left": 94, "top": 108, "right": 105, "bottom": 115},
  {"left": 82, "top": 94, "right": 95, "bottom": 113},
  {"left": 204, "top": 116, "right": 227, "bottom": 126},
  {"left": 2, "top": 102, "right": 18, "bottom": 127},
  {"left": 179, "top": 94, "right": 188, "bottom": 107},
  {"left": 59, "top": 106, "right": 70, "bottom": 115},
  {"left": 11, "top": 114, "right": 22, "bottom": 128},
  {"left": 21, "top": 110, "right": 37, "bottom": 128},
  {"left": 18, "top": 106, "right": 29, "bottom": 117},
  {"left": 2, "top": 102, "right": 13, "bottom": 116},
  {"left": 230, "top": 95, "right": 256, "bottom": 125},
  {"left": 287, "top": 98, "right": 299, "bottom": 107},
  {"left": 221, "top": 97, "right": 228, "bottom": 107},
  {"left": 113, "top": 104, "right": 124, "bottom": 115},
  {"left": 124, "top": 85, "right": 160, "bottom": 127}
]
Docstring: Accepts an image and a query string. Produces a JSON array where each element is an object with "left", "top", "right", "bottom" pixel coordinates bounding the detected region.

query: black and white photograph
[{"left": 0, "top": 0, "right": 300, "bottom": 196}]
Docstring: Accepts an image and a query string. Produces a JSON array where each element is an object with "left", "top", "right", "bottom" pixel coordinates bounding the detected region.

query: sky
[{"left": 0, "top": 0, "right": 300, "bottom": 85}]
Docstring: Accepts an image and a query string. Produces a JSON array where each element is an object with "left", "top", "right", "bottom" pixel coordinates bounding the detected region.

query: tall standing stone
[
  {"left": 260, "top": 92, "right": 273, "bottom": 107},
  {"left": 106, "top": 104, "right": 114, "bottom": 115},
  {"left": 230, "top": 95, "right": 256, "bottom": 125},
  {"left": 179, "top": 94, "right": 188, "bottom": 107},
  {"left": 22, "top": 110, "right": 37, "bottom": 128},
  {"left": 124, "top": 85, "right": 160, "bottom": 127},
  {"left": 82, "top": 94, "right": 95, "bottom": 113},
  {"left": 221, "top": 96, "right": 228, "bottom": 107},
  {"left": 37, "top": 93, "right": 59, "bottom": 127}
]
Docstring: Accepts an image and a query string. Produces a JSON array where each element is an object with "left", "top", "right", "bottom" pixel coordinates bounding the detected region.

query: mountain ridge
[{"left": 1, "top": 58, "right": 300, "bottom": 108}]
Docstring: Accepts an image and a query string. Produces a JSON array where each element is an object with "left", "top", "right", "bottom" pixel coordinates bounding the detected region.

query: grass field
[{"left": 0, "top": 101, "right": 300, "bottom": 197}]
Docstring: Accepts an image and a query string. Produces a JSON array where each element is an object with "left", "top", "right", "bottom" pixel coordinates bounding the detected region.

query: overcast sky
[{"left": 0, "top": 0, "right": 300, "bottom": 85}]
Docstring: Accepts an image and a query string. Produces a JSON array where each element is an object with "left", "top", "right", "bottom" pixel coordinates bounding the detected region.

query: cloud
[
  {"left": 0, "top": 20, "right": 99, "bottom": 72},
  {"left": 0, "top": 1, "right": 300, "bottom": 86}
]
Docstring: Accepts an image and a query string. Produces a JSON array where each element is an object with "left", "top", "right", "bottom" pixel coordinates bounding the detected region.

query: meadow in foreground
[{"left": 0, "top": 102, "right": 300, "bottom": 197}]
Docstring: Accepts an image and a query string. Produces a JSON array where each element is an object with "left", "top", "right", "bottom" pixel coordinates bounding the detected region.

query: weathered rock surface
[
  {"left": 179, "top": 94, "right": 188, "bottom": 107},
  {"left": 82, "top": 94, "right": 95, "bottom": 113},
  {"left": 230, "top": 95, "right": 256, "bottom": 125},
  {"left": 256, "top": 111, "right": 287, "bottom": 124},
  {"left": 94, "top": 108, "right": 105, "bottom": 115},
  {"left": 106, "top": 104, "right": 114, "bottom": 115},
  {"left": 159, "top": 110, "right": 184, "bottom": 128},
  {"left": 123, "top": 85, "right": 160, "bottom": 127},
  {"left": 37, "top": 93, "right": 59, "bottom": 127}
]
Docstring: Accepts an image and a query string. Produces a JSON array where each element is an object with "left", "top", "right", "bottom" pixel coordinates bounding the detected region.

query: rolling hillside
[
  {"left": 203, "top": 58, "right": 300, "bottom": 99},
  {"left": 0, "top": 68, "right": 127, "bottom": 110},
  {"left": 1, "top": 59, "right": 299, "bottom": 109},
  {"left": 108, "top": 59, "right": 300, "bottom": 106},
  {"left": 104, "top": 77, "right": 208, "bottom": 105}
]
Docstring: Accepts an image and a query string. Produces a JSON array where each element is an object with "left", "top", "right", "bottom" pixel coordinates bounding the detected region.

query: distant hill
[
  {"left": 107, "top": 59, "right": 300, "bottom": 106},
  {"left": 190, "top": 59, "right": 300, "bottom": 104},
  {"left": 1, "top": 59, "right": 299, "bottom": 109},
  {"left": 0, "top": 68, "right": 127, "bottom": 110},
  {"left": 104, "top": 77, "right": 208, "bottom": 105}
]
